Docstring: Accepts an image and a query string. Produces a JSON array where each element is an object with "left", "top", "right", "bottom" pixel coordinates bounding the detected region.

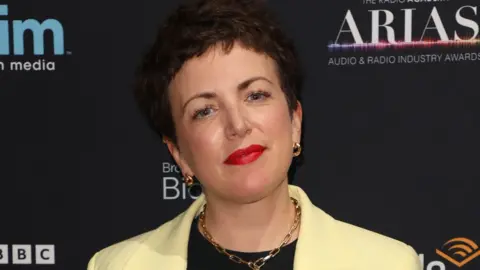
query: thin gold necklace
[{"left": 198, "top": 197, "right": 301, "bottom": 270}]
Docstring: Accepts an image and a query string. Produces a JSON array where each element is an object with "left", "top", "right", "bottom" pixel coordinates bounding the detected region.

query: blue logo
[{"left": 0, "top": 5, "right": 65, "bottom": 55}]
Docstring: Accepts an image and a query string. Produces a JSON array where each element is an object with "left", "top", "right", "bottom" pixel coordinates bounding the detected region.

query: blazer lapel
[{"left": 290, "top": 186, "right": 338, "bottom": 270}]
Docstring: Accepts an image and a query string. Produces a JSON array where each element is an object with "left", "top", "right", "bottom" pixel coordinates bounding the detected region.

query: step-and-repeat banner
[{"left": 0, "top": 0, "right": 478, "bottom": 269}]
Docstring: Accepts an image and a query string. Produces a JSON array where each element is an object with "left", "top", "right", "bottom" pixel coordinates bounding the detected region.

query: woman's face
[{"left": 167, "top": 43, "right": 302, "bottom": 203}]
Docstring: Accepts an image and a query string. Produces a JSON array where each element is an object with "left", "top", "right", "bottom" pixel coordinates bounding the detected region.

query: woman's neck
[{"left": 198, "top": 181, "right": 300, "bottom": 252}]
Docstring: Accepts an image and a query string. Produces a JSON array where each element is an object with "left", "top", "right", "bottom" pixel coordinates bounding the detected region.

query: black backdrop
[{"left": 0, "top": 0, "right": 479, "bottom": 269}]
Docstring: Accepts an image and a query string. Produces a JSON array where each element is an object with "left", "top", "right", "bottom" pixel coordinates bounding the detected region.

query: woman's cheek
[
  {"left": 190, "top": 121, "right": 223, "bottom": 153},
  {"left": 265, "top": 105, "right": 291, "bottom": 133}
]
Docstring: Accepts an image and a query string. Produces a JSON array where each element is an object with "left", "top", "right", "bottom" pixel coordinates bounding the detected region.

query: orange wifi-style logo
[{"left": 436, "top": 237, "right": 480, "bottom": 267}]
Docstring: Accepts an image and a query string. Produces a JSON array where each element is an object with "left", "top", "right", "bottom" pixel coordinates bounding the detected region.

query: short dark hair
[{"left": 133, "top": 0, "right": 303, "bottom": 145}]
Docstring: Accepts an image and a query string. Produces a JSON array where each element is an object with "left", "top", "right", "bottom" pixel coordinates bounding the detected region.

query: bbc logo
[{"left": 0, "top": 245, "right": 55, "bottom": 264}]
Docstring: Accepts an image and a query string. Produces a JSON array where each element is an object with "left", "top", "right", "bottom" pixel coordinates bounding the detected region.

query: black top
[{"left": 186, "top": 217, "right": 297, "bottom": 270}]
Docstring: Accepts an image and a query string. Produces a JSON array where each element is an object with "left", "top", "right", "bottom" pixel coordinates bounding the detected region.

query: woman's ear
[
  {"left": 291, "top": 101, "right": 303, "bottom": 143},
  {"left": 164, "top": 137, "right": 194, "bottom": 177}
]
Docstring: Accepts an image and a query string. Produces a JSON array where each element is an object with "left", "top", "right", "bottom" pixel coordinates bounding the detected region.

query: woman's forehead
[{"left": 170, "top": 45, "right": 279, "bottom": 94}]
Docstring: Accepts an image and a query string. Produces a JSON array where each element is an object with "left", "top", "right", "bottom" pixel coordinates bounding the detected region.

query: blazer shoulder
[
  {"left": 332, "top": 218, "right": 421, "bottom": 270},
  {"left": 86, "top": 199, "right": 202, "bottom": 270},
  {"left": 86, "top": 213, "right": 184, "bottom": 270},
  {"left": 87, "top": 228, "right": 156, "bottom": 270}
]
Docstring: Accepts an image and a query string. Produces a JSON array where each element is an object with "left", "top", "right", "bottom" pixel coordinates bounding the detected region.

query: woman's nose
[{"left": 224, "top": 106, "right": 252, "bottom": 139}]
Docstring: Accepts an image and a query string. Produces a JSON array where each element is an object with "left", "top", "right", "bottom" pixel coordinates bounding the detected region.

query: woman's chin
[{"left": 223, "top": 177, "right": 281, "bottom": 203}]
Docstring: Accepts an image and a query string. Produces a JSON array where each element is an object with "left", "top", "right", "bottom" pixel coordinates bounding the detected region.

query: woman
[{"left": 87, "top": 0, "right": 421, "bottom": 269}]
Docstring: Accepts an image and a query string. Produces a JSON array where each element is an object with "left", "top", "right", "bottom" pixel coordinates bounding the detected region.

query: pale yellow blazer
[{"left": 87, "top": 185, "right": 421, "bottom": 270}]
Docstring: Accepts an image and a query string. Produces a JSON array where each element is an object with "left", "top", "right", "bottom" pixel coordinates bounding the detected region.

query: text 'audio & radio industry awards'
[{"left": 329, "top": 52, "right": 480, "bottom": 66}]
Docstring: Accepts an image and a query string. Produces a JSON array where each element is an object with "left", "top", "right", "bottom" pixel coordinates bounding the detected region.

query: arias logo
[
  {"left": 328, "top": 5, "right": 479, "bottom": 51},
  {"left": 327, "top": 2, "right": 480, "bottom": 66}
]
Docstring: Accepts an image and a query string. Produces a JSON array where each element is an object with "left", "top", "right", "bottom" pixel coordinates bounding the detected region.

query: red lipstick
[{"left": 224, "top": 144, "right": 266, "bottom": 165}]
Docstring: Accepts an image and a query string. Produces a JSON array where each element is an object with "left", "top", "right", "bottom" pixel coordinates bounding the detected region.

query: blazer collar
[{"left": 126, "top": 185, "right": 336, "bottom": 270}]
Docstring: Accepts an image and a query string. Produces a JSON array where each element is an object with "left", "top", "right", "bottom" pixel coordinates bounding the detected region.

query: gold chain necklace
[{"left": 198, "top": 197, "right": 301, "bottom": 270}]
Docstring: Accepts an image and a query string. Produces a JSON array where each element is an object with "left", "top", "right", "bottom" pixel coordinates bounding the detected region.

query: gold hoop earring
[
  {"left": 184, "top": 175, "right": 194, "bottom": 187},
  {"left": 293, "top": 142, "right": 302, "bottom": 157}
]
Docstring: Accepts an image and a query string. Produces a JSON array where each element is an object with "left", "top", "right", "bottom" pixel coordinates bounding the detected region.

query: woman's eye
[
  {"left": 193, "top": 106, "right": 214, "bottom": 119},
  {"left": 247, "top": 90, "right": 271, "bottom": 101}
]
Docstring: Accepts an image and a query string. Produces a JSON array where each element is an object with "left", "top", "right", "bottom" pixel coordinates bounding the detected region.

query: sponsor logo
[
  {"left": 420, "top": 237, "right": 479, "bottom": 269},
  {"left": 0, "top": 4, "right": 69, "bottom": 72},
  {"left": 436, "top": 237, "right": 480, "bottom": 267},
  {"left": 0, "top": 244, "right": 55, "bottom": 265}
]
